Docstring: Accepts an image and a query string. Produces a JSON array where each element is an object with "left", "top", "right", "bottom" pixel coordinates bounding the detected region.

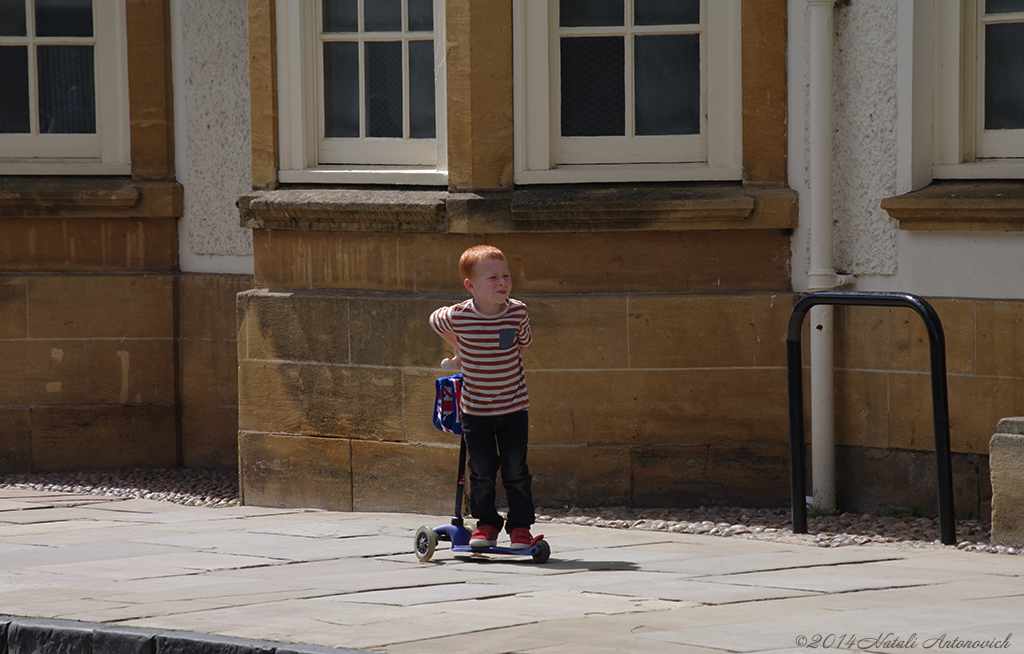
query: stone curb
[{"left": 0, "top": 616, "right": 370, "bottom": 654}]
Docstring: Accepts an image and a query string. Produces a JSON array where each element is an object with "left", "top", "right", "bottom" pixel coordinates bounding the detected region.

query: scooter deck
[{"left": 427, "top": 523, "right": 551, "bottom": 562}]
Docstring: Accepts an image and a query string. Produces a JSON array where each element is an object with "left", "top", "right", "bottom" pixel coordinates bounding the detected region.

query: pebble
[{"left": 0, "top": 469, "right": 1013, "bottom": 556}]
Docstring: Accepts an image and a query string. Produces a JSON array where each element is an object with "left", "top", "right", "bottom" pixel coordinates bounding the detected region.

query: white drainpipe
[{"left": 806, "top": 0, "right": 854, "bottom": 513}]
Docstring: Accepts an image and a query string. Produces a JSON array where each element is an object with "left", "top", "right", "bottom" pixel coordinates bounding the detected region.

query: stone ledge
[
  {"left": 511, "top": 184, "right": 755, "bottom": 231},
  {"left": 0, "top": 615, "right": 368, "bottom": 654},
  {"left": 996, "top": 416, "right": 1024, "bottom": 435},
  {"left": 238, "top": 188, "right": 448, "bottom": 232},
  {"left": 239, "top": 184, "right": 796, "bottom": 234},
  {"left": 881, "top": 181, "right": 1024, "bottom": 231},
  {"left": 0, "top": 177, "right": 182, "bottom": 219}
]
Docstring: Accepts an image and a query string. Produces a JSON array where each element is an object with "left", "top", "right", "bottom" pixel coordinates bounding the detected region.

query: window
[
  {"left": 277, "top": 0, "right": 447, "bottom": 184},
  {"left": 932, "top": 0, "right": 1024, "bottom": 178},
  {"left": 515, "top": 0, "right": 741, "bottom": 184},
  {"left": 975, "top": 0, "right": 1024, "bottom": 158},
  {"left": 0, "top": 0, "right": 128, "bottom": 174}
]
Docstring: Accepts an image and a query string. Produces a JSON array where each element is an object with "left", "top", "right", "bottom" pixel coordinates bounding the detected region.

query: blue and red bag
[{"left": 433, "top": 374, "right": 463, "bottom": 434}]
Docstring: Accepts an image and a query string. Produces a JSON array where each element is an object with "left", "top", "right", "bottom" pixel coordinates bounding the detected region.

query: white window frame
[
  {"left": 931, "top": 0, "right": 1024, "bottom": 180},
  {"left": 277, "top": 0, "right": 447, "bottom": 185},
  {"left": 0, "top": 0, "right": 129, "bottom": 175},
  {"left": 514, "top": 0, "right": 742, "bottom": 185}
]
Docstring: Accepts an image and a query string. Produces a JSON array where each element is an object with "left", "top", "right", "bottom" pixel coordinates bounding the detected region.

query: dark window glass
[
  {"left": 985, "top": 22, "right": 1024, "bottom": 130},
  {"left": 408, "top": 0, "right": 432, "bottom": 31},
  {"left": 635, "top": 34, "right": 700, "bottom": 135},
  {"left": 37, "top": 44, "right": 95, "bottom": 133},
  {"left": 0, "top": 45, "right": 30, "bottom": 133},
  {"left": 323, "top": 41, "right": 359, "bottom": 137},
  {"left": 560, "top": 36, "right": 624, "bottom": 136},
  {"left": 0, "top": 0, "right": 26, "bottom": 37},
  {"left": 364, "top": 40, "right": 402, "bottom": 137},
  {"left": 322, "top": 0, "right": 357, "bottom": 32},
  {"left": 559, "top": 0, "right": 623, "bottom": 27},
  {"left": 634, "top": 0, "right": 699, "bottom": 26},
  {"left": 986, "top": 0, "right": 1024, "bottom": 13},
  {"left": 35, "top": 0, "right": 92, "bottom": 37},
  {"left": 365, "top": 0, "right": 401, "bottom": 31},
  {"left": 409, "top": 39, "right": 435, "bottom": 138}
]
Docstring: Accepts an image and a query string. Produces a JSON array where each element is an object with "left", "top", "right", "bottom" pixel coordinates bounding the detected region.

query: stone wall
[
  {"left": 828, "top": 299, "right": 1024, "bottom": 519},
  {"left": 237, "top": 278, "right": 1013, "bottom": 518},
  {"left": 0, "top": 274, "right": 178, "bottom": 471},
  {"left": 237, "top": 285, "right": 797, "bottom": 514},
  {"left": 0, "top": 267, "right": 249, "bottom": 474},
  {"left": 180, "top": 273, "right": 253, "bottom": 470}
]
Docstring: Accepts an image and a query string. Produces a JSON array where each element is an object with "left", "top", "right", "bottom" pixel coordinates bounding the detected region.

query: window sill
[
  {"left": 239, "top": 184, "right": 796, "bottom": 234},
  {"left": 239, "top": 188, "right": 448, "bottom": 232},
  {"left": 881, "top": 181, "right": 1024, "bottom": 231},
  {"left": 0, "top": 177, "right": 183, "bottom": 218},
  {"left": 278, "top": 167, "right": 448, "bottom": 187}
]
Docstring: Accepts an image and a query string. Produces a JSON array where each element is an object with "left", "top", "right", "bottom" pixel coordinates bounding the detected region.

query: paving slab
[{"left": 1, "top": 488, "right": 1023, "bottom": 654}]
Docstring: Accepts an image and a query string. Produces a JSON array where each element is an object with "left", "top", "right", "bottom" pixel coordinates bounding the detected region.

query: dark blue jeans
[{"left": 462, "top": 410, "right": 535, "bottom": 533}]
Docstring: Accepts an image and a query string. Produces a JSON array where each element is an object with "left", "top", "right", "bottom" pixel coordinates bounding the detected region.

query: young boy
[{"left": 429, "top": 245, "right": 536, "bottom": 549}]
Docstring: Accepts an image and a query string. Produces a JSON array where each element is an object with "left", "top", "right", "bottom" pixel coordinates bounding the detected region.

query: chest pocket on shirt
[{"left": 498, "top": 327, "right": 516, "bottom": 349}]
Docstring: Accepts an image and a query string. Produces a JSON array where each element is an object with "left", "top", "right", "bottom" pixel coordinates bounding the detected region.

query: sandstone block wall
[
  {"left": 180, "top": 273, "right": 253, "bottom": 470},
  {"left": 237, "top": 285, "right": 797, "bottom": 514},
  {"left": 830, "top": 299, "right": 1024, "bottom": 518},
  {"left": 0, "top": 274, "right": 178, "bottom": 472},
  {"left": 0, "top": 271, "right": 249, "bottom": 474},
  {"left": 237, "top": 280, "right": 1021, "bottom": 517}
]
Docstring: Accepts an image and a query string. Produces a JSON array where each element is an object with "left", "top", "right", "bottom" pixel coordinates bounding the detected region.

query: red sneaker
[
  {"left": 509, "top": 527, "right": 534, "bottom": 550},
  {"left": 469, "top": 525, "right": 498, "bottom": 547}
]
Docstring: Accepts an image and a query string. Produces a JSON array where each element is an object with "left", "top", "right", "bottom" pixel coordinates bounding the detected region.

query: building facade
[{"left": 3, "top": 0, "right": 1024, "bottom": 520}]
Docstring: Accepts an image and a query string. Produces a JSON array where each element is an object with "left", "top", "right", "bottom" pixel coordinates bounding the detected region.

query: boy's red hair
[{"left": 459, "top": 245, "right": 506, "bottom": 281}]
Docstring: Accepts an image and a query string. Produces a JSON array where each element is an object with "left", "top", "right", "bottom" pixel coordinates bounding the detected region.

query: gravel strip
[
  {"left": 0, "top": 468, "right": 240, "bottom": 508},
  {"left": 1, "top": 468, "right": 1013, "bottom": 555}
]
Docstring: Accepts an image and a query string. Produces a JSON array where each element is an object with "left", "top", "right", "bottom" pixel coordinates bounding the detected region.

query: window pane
[
  {"left": 635, "top": 0, "right": 699, "bottom": 26},
  {"left": 559, "top": 0, "right": 623, "bottom": 27},
  {"left": 37, "top": 44, "right": 95, "bottom": 133},
  {"left": 408, "top": 39, "right": 435, "bottom": 138},
  {"left": 323, "top": 41, "right": 359, "bottom": 137},
  {"left": 322, "top": 0, "right": 357, "bottom": 32},
  {"left": 365, "top": 0, "right": 401, "bottom": 32},
  {"left": 985, "top": 22, "right": 1024, "bottom": 130},
  {"left": 986, "top": 0, "right": 1024, "bottom": 14},
  {"left": 560, "top": 36, "right": 624, "bottom": 136},
  {"left": 0, "top": 0, "right": 26, "bottom": 37},
  {"left": 35, "top": 0, "right": 92, "bottom": 37},
  {"left": 635, "top": 34, "right": 700, "bottom": 135},
  {"left": 408, "top": 0, "right": 432, "bottom": 31},
  {"left": 0, "top": 45, "right": 30, "bottom": 133},
  {"left": 364, "top": 40, "right": 402, "bottom": 137}
]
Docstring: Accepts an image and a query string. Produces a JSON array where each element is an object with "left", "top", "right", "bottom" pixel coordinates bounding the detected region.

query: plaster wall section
[
  {"left": 831, "top": 1, "right": 898, "bottom": 277},
  {"left": 172, "top": 0, "right": 255, "bottom": 274},
  {"left": 788, "top": 1, "right": 899, "bottom": 290}
]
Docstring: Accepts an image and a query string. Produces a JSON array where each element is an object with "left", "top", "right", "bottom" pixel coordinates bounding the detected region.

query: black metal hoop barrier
[{"left": 786, "top": 291, "right": 956, "bottom": 545}]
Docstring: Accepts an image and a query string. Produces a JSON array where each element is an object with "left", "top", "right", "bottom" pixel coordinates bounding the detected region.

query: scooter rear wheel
[{"left": 414, "top": 526, "right": 437, "bottom": 562}]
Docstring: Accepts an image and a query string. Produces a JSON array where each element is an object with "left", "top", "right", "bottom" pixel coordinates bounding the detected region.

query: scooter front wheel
[
  {"left": 414, "top": 526, "right": 437, "bottom": 562},
  {"left": 532, "top": 538, "right": 551, "bottom": 564}
]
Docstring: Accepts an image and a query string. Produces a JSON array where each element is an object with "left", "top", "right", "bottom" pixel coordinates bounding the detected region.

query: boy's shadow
[{"left": 453, "top": 555, "right": 641, "bottom": 571}]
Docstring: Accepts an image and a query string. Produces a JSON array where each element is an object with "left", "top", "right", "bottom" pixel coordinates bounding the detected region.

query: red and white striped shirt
[{"left": 430, "top": 298, "right": 532, "bottom": 416}]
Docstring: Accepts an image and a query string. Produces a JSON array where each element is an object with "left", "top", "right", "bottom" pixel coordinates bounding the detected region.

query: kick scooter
[{"left": 414, "top": 367, "right": 551, "bottom": 563}]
